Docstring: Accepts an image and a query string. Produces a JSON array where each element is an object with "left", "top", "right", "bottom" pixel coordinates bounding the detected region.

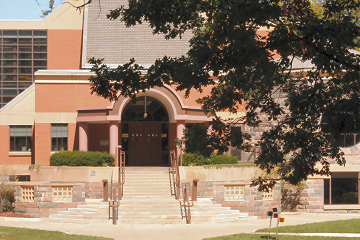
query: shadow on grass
[{"left": 260, "top": 235, "right": 275, "bottom": 239}]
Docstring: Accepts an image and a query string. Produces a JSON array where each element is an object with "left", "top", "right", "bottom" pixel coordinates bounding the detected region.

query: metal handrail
[
  {"left": 109, "top": 147, "right": 126, "bottom": 224},
  {"left": 180, "top": 182, "right": 193, "bottom": 224},
  {"left": 169, "top": 150, "right": 180, "bottom": 199},
  {"left": 119, "top": 150, "right": 125, "bottom": 200}
]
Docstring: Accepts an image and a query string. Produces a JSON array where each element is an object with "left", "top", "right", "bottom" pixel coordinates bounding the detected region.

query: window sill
[
  {"left": 324, "top": 205, "right": 360, "bottom": 210},
  {"left": 9, "top": 152, "right": 31, "bottom": 156}
]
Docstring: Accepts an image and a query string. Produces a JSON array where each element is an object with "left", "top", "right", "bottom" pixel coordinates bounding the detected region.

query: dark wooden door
[{"left": 128, "top": 123, "right": 162, "bottom": 166}]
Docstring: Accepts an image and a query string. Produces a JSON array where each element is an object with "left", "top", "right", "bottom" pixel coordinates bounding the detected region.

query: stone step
[{"left": 119, "top": 219, "right": 184, "bottom": 224}]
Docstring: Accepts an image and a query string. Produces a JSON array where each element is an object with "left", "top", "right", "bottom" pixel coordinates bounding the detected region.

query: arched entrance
[{"left": 121, "top": 97, "right": 169, "bottom": 166}]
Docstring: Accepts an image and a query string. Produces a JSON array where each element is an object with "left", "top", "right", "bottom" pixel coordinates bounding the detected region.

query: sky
[{"left": 0, "top": 0, "right": 65, "bottom": 20}]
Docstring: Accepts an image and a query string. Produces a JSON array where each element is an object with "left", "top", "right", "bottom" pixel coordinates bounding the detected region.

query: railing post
[
  {"left": 102, "top": 179, "right": 108, "bottom": 202},
  {"left": 192, "top": 179, "right": 199, "bottom": 202},
  {"left": 113, "top": 187, "right": 117, "bottom": 225}
]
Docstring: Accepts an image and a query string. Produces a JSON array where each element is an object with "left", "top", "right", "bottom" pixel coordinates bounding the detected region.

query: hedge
[
  {"left": 50, "top": 151, "right": 115, "bottom": 167},
  {"left": 182, "top": 152, "right": 238, "bottom": 166}
]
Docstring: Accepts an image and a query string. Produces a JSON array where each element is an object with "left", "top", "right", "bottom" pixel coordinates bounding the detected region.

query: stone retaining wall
[{"left": 14, "top": 183, "right": 86, "bottom": 218}]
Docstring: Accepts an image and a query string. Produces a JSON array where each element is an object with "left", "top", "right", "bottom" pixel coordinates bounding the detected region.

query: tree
[
  {"left": 40, "top": 0, "right": 55, "bottom": 18},
  {"left": 88, "top": 0, "right": 360, "bottom": 190}
]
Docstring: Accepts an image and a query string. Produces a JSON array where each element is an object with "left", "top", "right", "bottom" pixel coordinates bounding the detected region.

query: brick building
[{"left": 0, "top": 0, "right": 359, "bottom": 216}]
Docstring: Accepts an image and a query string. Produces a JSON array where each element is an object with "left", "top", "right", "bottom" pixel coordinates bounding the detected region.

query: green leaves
[{"left": 89, "top": 0, "right": 360, "bottom": 188}]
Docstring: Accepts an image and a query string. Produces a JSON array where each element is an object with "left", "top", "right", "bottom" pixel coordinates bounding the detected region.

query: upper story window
[
  {"left": 9, "top": 126, "right": 32, "bottom": 151},
  {"left": 0, "top": 30, "right": 47, "bottom": 108},
  {"left": 321, "top": 100, "right": 360, "bottom": 148},
  {"left": 51, "top": 124, "right": 68, "bottom": 151}
]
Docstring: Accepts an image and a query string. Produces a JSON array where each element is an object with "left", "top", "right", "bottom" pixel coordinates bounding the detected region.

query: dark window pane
[
  {"left": 122, "top": 108, "right": 138, "bottom": 121},
  {"left": 3, "top": 68, "right": 17, "bottom": 74},
  {"left": 3, "top": 82, "right": 17, "bottom": 88},
  {"left": 152, "top": 107, "right": 168, "bottom": 121},
  {"left": 19, "top": 31, "right": 32, "bottom": 37},
  {"left": 19, "top": 46, "right": 32, "bottom": 52},
  {"left": 19, "top": 82, "right": 32, "bottom": 88},
  {"left": 18, "top": 38, "right": 32, "bottom": 44},
  {"left": 3, "top": 97, "right": 15, "bottom": 103},
  {"left": 19, "top": 60, "right": 31, "bottom": 66},
  {"left": 33, "top": 46, "right": 47, "bottom": 52},
  {"left": 3, "top": 90, "right": 17, "bottom": 96},
  {"left": 3, "top": 61, "right": 17, "bottom": 66},
  {"left": 33, "top": 31, "right": 47, "bottom": 37},
  {"left": 3, "top": 31, "right": 17, "bottom": 37},
  {"left": 3, "top": 53, "right": 17, "bottom": 59},
  {"left": 19, "top": 53, "right": 32, "bottom": 59},
  {"left": 33, "top": 38, "right": 47, "bottom": 44},
  {"left": 3, "top": 38, "right": 17, "bottom": 44},
  {"left": 324, "top": 179, "right": 330, "bottom": 204},
  {"left": 33, "top": 60, "right": 47, "bottom": 66},
  {"left": 331, "top": 173, "right": 358, "bottom": 204},
  {"left": 18, "top": 75, "right": 32, "bottom": 81},
  {"left": 2, "top": 75, "right": 17, "bottom": 81},
  {"left": 3, "top": 46, "right": 17, "bottom": 52},
  {"left": 18, "top": 68, "right": 32, "bottom": 74},
  {"left": 33, "top": 53, "right": 47, "bottom": 59}
]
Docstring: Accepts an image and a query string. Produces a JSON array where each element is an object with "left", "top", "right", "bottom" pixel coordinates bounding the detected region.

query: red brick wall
[
  {"left": 34, "top": 123, "right": 51, "bottom": 165},
  {"left": 88, "top": 123, "right": 110, "bottom": 152}
]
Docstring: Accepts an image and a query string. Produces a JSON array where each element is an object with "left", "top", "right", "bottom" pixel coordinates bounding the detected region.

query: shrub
[
  {"left": 182, "top": 152, "right": 238, "bottom": 166},
  {"left": 50, "top": 151, "right": 115, "bottom": 167},
  {"left": 208, "top": 153, "right": 238, "bottom": 165},
  {"left": 0, "top": 185, "right": 15, "bottom": 212},
  {"left": 182, "top": 152, "right": 209, "bottom": 166}
]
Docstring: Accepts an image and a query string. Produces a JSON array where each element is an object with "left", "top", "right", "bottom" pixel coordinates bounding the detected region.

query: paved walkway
[{"left": 1, "top": 213, "right": 360, "bottom": 239}]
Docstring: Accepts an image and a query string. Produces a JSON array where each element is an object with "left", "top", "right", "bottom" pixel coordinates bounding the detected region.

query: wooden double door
[{"left": 128, "top": 122, "right": 162, "bottom": 166}]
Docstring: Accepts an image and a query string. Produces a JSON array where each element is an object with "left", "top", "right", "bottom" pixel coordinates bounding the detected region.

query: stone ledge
[{"left": 324, "top": 205, "right": 360, "bottom": 210}]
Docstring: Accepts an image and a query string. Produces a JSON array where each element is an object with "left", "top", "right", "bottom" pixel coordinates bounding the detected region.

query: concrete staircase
[
  {"left": 118, "top": 167, "right": 183, "bottom": 224},
  {"left": 46, "top": 199, "right": 108, "bottom": 224},
  {"left": 190, "top": 198, "right": 256, "bottom": 223},
  {"left": 45, "top": 167, "right": 254, "bottom": 224}
]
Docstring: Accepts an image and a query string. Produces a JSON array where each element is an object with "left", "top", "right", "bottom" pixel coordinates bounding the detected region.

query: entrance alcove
[{"left": 121, "top": 96, "right": 169, "bottom": 166}]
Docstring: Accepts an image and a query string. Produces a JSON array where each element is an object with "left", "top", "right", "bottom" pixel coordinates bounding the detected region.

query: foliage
[
  {"left": 50, "top": 151, "right": 115, "bottom": 167},
  {"left": 88, "top": 0, "right": 360, "bottom": 189},
  {"left": 41, "top": 0, "right": 55, "bottom": 18},
  {"left": 182, "top": 152, "right": 238, "bottom": 166},
  {"left": 183, "top": 120, "right": 249, "bottom": 158},
  {"left": 0, "top": 226, "right": 113, "bottom": 240},
  {"left": 0, "top": 185, "right": 14, "bottom": 212},
  {"left": 0, "top": 166, "right": 15, "bottom": 212},
  {"left": 256, "top": 218, "right": 360, "bottom": 233}
]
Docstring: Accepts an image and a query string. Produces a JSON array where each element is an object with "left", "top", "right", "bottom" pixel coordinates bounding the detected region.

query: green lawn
[
  {"left": 204, "top": 218, "right": 360, "bottom": 240},
  {"left": 204, "top": 234, "right": 358, "bottom": 240},
  {"left": 0, "top": 226, "right": 113, "bottom": 240},
  {"left": 256, "top": 218, "right": 360, "bottom": 233}
]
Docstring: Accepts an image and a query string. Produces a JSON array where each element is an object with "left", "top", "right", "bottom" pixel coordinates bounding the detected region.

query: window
[
  {"left": 321, "top": 100, "right": 360, "bottom": 148},
  {"left": 229, "top": 126, "right": 244, "bottom": 161},
  {"left": 52, "top": 186, "right": 72, "bottom": 202},
  {"left": 224, "top": 185, "right": 245, "bottom": 201},
  {"left": 324, "top": 173, "right": 359, "bottom": 205},
  {"left": 51, "top": 124, "right": 68, "bottom": 151},
  {"left": 9, "top": 126, "right": 32, "bottom": 151},
  {"left": 21, "top": 186, "right": 34, "bottom": 202}
]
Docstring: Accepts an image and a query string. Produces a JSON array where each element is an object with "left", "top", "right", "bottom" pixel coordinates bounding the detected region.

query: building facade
[{"left": 0, "top": 0, "right": 359, "bottom": 213}]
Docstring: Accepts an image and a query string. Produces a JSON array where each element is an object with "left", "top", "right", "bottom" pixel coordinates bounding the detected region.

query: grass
[
  {"left": 204, "top": 219, "right": 360, "bottom": 240},
  {"left": 0, "top": 226, "right": 113, "bottom": 240},
  {"left": 204, "top": 234, "right": 357, "bottom": 240},
  {"left": 256, "top": 218, "right": 360, "bottom": 233}
]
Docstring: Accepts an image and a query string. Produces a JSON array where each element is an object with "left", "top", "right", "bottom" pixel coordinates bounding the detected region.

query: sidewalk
[{"left": 0, "top": 213, "right": 360, "bottom": 240}]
